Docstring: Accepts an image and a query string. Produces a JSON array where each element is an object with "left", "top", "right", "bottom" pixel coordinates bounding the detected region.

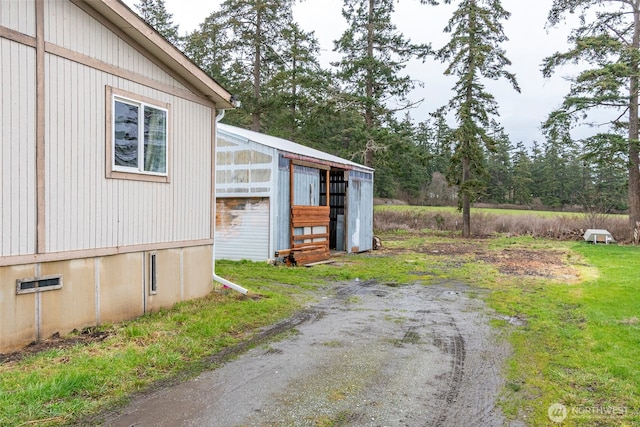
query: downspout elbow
[{"left": 213, "top": 273, "right": 249, "bottom": 295}]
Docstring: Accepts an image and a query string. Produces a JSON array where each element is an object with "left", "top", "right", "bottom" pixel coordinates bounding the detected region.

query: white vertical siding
[
  {"left": 0, "top": 0, "right": 36, "bottom": 37},
  {"left": 43, "top": 0, "right": 190, "bottom": 92},
  {"left": 0, "top": 39, "right": 37, "bottom": 257},
  {"left": 215, "top": 198, "right": 270, "bottom": 261},
  {"left": 44, "top": 55, "right": 212, "bottom": 253}
]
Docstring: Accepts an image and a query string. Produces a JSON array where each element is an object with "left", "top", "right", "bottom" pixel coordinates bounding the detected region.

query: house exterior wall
[
  {"left": 43, "top": 0, "right": 189, "bottom": 91},
  {"left": 0, "top": 38, "right": 37, "bottom": 257},
  {"left": 0, "top": 0, "right": 36, "bottom": 36},
  {"left": 0, "top": 0, "right": 221, "bottom": 352}
]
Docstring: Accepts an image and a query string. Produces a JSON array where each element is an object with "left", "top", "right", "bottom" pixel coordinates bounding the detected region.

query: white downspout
[{"left": 212, "top": 108, "right": 249, "bottom": 295}]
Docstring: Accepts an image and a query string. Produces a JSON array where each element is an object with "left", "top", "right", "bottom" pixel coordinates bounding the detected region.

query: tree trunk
[
  {"left": 462, "top": 155, "right": 471, "bottom": 237},
  {"left": 364, "top": 0, "right": 375, "bottom": 168},
  {"left": 252, "top": 6, "right": 262, "bottom": 132},
  {"left": 461, "top": 0, "right": 476, "bottom": 238},
  {"left": 629, "top": 3, "right": 640, "bottom": 242}
]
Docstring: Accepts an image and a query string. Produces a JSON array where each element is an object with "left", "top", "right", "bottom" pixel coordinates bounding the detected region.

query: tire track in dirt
[{"left": 100, "top": 280, "right": 511, "bottom": 427}]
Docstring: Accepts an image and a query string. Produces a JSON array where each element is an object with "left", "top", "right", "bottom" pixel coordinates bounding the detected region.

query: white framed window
[{"left": 106, "top": 87, "right": 171, "bottom": 183}]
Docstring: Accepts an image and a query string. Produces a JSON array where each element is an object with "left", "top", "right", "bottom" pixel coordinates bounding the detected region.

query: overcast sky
[{"left": 123, "top": 0, "right": 586, "bottom": 146}]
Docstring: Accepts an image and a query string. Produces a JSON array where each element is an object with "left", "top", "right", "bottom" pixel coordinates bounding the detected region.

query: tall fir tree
[
  {"left": 510, "top": 142, "right": 533, "bottom": 205},
  {"left": 483, "top": 122, "right": 512, "bottom": 204},
  {"left": 333, "top": 0, "right": 430, "bottom": 169},
  {"left": 183, "top": 12, "right": 231, "bottom": 87},
  {"left": 428, "top": 0, "right": 520, "bottom": 237},
  {"left": 135, "top": 0, "right": 181, "bottom": 47},
  {"left": 212, "top": 0, "right": 297, "bottom": 131},
  {"left": 543, "top": 0, "right": 640, "bottom": 240},
  {"left": 263, "top": 23, "right": 334, "bottom": 143}
]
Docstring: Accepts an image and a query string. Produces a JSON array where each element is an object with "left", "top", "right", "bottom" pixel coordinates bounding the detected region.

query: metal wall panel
[
  {"left": 275, "top": 166, "right": 291, "bottom": 252},
  {"left": 43, "top": 0, "right": 189, "bottom": 91},
  {"left": 293, "top": 164, "right": 320, "bottom": 206},
  {"left": 215, "top": 133, "right": 275, "bottom": 196},
  {"left": 44, "top": 54, "right": 212, "bottom": 252},
  {"left": 215, "top": 198, "right": 270, "bottom": 261},
  {"left": 347, "top": 171, "right": 374, "bottom": 253},
  {"left": 0, "top": 0, "right": 36, "bottom": 37},
  {"left": 0, "top": 39, "right": 37, "bottom": 257}
]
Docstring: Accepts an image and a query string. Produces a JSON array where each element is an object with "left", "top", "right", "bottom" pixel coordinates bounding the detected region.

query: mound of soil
[{"left": 0, "top": 328, "right": 110, "bottom": 364}]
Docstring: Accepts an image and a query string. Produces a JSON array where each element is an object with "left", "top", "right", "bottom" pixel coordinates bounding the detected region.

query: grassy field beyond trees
[{"left": 374, "top": 204, "right": 631, "bottom": 243}]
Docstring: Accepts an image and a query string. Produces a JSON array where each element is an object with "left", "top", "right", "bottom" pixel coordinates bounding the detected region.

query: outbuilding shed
[
  {"left": 215, "top": 124, "right": 374, "bottom": 265},
  {"left": 583, "top": 229, "right": 615, "bottom": 244}
]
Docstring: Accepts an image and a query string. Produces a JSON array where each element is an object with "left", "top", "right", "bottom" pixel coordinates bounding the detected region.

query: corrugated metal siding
[
  {"left": 215, "top": 132, "right": 275, "bottom": 196},
  {"left": 43, "top": 0, "right": 190, "bottom": 92},
  {"left": 0, "top": 0, "right": 36, "bottom": 37},
  {"left": 293, "top": 165, "right": 320, "bottom": 206},
  {"left": 0, "top": 39, "right": 37, "bottom": 257},
  {"left": 275, "top": 165, "right": 290, "bottom": 252},
  {"left": 347, "top": 171, "right": 374, "bottom": 253},
  {"left": 215, "top": 198, "right": 269, "bottom": 261},
  {"left": 44, "top": 54, "right": 212, "bottom": 252}
]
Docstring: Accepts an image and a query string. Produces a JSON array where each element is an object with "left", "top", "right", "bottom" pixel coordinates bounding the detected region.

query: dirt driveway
[{"left": 102, "top": 278, "right": 521, "bottom": 427}]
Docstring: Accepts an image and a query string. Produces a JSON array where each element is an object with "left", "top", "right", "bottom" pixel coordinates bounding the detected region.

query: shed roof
[
  {"left": 86, "top": 0, "right": 234, "bottom": 109},
  {"left": 583, "top": 229, "right": 615, "bottom": 242},
  {"left": 217, "top": 123, "right": 374, "bottom": 173}
]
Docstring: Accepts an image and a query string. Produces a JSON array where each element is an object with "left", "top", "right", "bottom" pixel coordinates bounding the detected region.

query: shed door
[{"left": 215, "top": 198, "right": 270, "bottom": 261}]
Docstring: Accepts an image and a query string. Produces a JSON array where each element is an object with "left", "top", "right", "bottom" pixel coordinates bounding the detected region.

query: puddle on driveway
[{"left": 102, "top": 281, "right": 511, "bottom": 427}]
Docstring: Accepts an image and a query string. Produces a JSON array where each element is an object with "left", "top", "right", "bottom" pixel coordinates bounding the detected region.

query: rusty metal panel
[{"left": 215, "top": 198, "right": 270, "bottom": 261}]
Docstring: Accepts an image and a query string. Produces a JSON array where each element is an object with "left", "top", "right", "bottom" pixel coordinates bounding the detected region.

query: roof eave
[{"left": 83, "top": 0, "right": 234, "bottom": 109}]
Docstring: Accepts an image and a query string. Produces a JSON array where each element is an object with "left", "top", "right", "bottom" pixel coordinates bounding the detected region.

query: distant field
[
  {"left": 374, "top": 204, "right": 631, "bottom": 242},
  {"left": 374, "top": 204, "right": 628, "bottom": 219}
]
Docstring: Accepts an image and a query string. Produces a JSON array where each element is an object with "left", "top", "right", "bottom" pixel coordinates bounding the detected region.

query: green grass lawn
[
  {"left": 1, "top": 234, "right": 638, "bottom": 426},
  {"left": 482, "top": 239, "right": 640, "bottom": 426}
]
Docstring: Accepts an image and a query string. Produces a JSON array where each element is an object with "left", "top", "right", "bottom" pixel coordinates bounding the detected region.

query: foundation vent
[{"left": 17, "top": 276, "right": 62, "bottom": 294}]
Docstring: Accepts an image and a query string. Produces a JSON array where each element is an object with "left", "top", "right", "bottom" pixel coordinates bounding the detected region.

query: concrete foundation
[{"left": 0, "top": 245, "right": 213, "bottom": 353}]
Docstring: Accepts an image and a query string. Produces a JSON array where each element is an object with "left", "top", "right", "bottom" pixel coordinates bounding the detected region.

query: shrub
[{"left": 374, "top": 208, "right": 631, "bottom": 242}]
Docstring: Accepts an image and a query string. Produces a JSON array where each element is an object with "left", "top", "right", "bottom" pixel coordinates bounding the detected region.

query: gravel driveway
[{"left": 103, "top": 279, "right": 514, "bottom": 427}]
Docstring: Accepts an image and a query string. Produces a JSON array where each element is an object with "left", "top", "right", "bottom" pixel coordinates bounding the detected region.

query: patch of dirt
[
  {"left": 477, "top": 248, "right": 580, "bottom": 281},
  {"left": 0, "top": 328, "right": 110, "bottom": 364},
  {"left": 379, "top": 237, "right": 581, "bottom": 282}
]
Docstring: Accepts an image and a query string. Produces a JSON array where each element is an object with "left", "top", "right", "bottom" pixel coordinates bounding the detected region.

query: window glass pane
[
  {"left": 144, "top": 106, "right": 167, "bottom": 173},
  {"left": 114, "top": 101, "right": 139, "bottom": 168}
]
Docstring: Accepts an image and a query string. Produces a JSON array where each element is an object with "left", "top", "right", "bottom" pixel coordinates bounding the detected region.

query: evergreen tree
[
  {"left": 333, "top": 0, "right": 430, "bottom": 168},
  {"left": 263, "top": 23, "right": 334, "bottom": 143},
  {"left": 510, "top": 142, "right": 533, "bottom": 205},
  {"left": 135, "top": 0, "right": 181, "bottom": 46},
  {"left": 543, "top": 0, "right": 640, "bottom": 239},
  {"left": 211, "top": 0, "right": 297, "bottom": 131},
  {"left": 483, "top": 122, "right": 512, "bottom": 204},
  {"left": 183, "top": 13, "right": 231, "bottom": 87},
  {"left": 429, "top": 0, "right": 520, "bottom": 236}
]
